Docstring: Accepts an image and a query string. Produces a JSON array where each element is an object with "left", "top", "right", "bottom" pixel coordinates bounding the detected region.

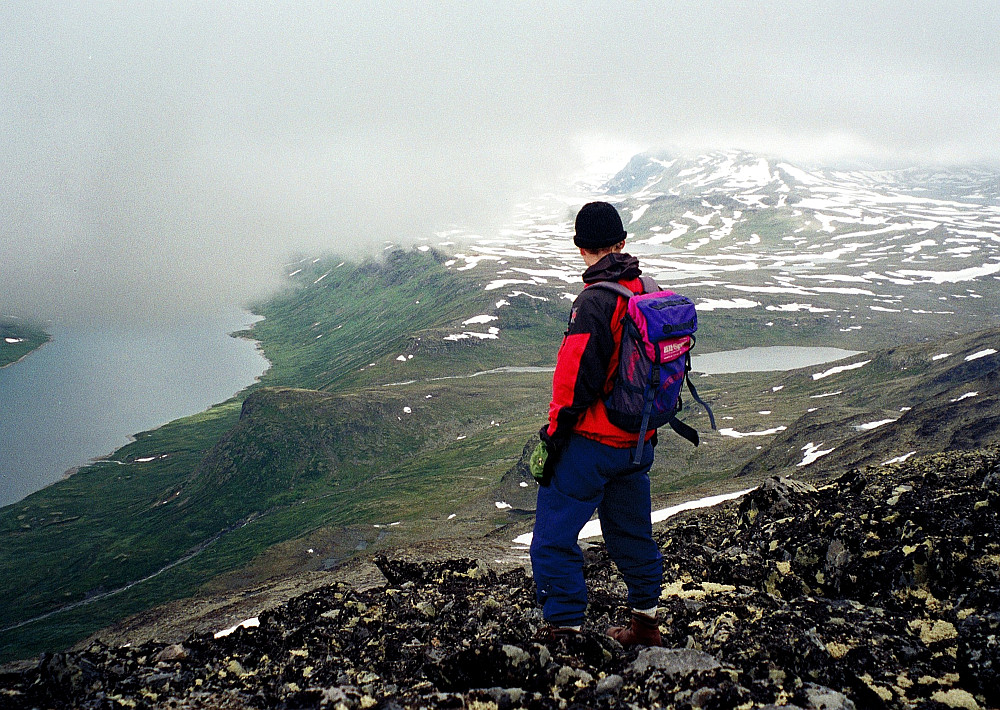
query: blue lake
[{"left": 0, "top": 310, "right": 269, "bottom": 507}]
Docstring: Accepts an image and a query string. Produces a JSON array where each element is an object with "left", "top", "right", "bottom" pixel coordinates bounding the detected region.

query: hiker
[{"left": 530, "top": 201, "right": 663, "bottom": 646}]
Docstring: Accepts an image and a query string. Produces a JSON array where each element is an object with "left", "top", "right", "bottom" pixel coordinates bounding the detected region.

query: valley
[{"left": 1, "top": 150, "right": 999, "bottom": 664}]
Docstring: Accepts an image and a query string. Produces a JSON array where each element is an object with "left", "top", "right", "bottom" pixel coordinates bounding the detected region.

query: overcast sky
[{"left": 3, "top": 1, "right": 999, "bottom": 325}]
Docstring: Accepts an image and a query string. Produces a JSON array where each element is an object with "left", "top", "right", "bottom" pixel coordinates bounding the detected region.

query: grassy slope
[
  {"left": 0, "top": 319, "right": 49, "bottom": 369},
  {"left": 731, "top": 327, "right": 1000, "bottom": 478},
  {"left": 247, "top": 249, "right": 566, "bottom": 392},
  {"left": 0, "top": 249, "right": 565, "bottom": 660},
  {"left": 4, "top": 243, "right": 998, "bottom": 662}
]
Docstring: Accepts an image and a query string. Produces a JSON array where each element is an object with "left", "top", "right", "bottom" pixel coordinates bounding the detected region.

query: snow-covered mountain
[
  {"left": 429, "top": 150, "right": 1000, "bottom": 350},
  {"left": 607, "top": 150, "right": 1000, "bottom": 205},
  {"left": 604, "top": 150, "right": 1000, "bottom": 276}
]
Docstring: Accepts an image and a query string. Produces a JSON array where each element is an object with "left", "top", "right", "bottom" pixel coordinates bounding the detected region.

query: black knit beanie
[{"left": 574, "top": 201, "right": 627, "bottom": 249}]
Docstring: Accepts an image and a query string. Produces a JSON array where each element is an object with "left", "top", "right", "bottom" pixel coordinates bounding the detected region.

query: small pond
[{"left": 692, "top": 346, "right": 864, "bottom": 374}]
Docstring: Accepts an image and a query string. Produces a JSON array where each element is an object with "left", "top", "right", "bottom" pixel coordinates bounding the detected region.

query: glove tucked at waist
[
  {"left": 529, "top": 441, "right": 552, "bottom": 485},
  {"left": 531, "top": 425, "right": 570, "bottom": 486}
]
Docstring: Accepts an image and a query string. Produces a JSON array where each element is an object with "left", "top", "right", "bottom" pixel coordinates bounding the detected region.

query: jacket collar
[{"left": 582, "top": 252, "right": 642, "bottom": 284}]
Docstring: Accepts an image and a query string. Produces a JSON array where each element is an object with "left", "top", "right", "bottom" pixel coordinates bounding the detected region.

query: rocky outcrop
[
  {"left": 651, "top": 447, "right": 1000, "bottom": 709},
  {"left": 2, "top": 447, "right": 997, "bottom": 709}
]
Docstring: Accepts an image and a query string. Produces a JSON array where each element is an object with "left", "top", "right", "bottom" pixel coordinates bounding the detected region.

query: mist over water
[{"left": 3, "top": 3, "right": 999, "bottom": 325}]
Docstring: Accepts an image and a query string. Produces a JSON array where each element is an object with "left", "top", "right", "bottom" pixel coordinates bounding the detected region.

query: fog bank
[{"left": 3, "top": 2, "right": 998, "bottom": 324}]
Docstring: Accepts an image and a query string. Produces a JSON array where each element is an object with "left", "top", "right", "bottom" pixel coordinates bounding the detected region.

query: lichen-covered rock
[
  {"left": 154, "top": 643, "right": 189, "bottom": 663},
  {"left": 957, "top": 611, "right": 1000, "bottom": 707},
  {"left": 628, "top": 647, "right": 722, "bottom": 677},
  {"left": 801, "top": 682, "right": 856, "bottom": 710},
  {"left": 1, "top": 446, "right": 997, "bottom": 709}
]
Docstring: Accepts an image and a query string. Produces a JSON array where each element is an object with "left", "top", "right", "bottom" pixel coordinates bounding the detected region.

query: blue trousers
[{"left": 530, "top": 434, "right": 663, "bottom": 627}]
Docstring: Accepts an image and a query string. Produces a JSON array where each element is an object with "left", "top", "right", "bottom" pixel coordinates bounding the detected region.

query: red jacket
[{"left": 543, "top": 252, "right": 656, "bottom": 450}]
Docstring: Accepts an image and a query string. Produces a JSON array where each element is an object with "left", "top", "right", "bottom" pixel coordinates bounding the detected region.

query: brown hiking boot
[{"left": 607, "top": 611, "right": 662, "bottom": 647}]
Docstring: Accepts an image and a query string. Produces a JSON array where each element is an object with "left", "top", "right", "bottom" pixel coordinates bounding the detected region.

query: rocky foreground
[{"left": 2, "top": 447, "right": 998, "bottom": 710}]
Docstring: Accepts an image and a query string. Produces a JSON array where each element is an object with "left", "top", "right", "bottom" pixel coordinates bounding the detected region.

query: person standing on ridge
[{"left": 529, "top": 201, "right": 663, "bottom": 647}]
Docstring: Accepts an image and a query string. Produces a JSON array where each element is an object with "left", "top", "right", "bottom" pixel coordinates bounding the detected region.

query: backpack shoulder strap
[
  {"left": 587, "top": 281, "right": 636, "bottom": 300},
  {"left": 667, "top": 414, "right": 700, "bottom": 447},
  {"left": 587, "top": 274, "right": 659, "bottom": 300}
]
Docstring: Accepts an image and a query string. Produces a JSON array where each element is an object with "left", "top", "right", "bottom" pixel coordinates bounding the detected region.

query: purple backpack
[{"left": 591, "top": 276, "right": 716, "bottom": 463}]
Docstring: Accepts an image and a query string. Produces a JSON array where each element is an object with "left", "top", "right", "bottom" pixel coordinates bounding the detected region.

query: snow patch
[
  {"left": 697, "top": 298, "right": 760, "bottom": 311},
  {"left": 893, "top": 262, "right": 1000, "bottom": 284},
  {"left": 718, "top": 426, "right": 787, "bottom": 438},
  {"left": 485, "top": 279, "right": 536, "bottom": 291},
  {"left": 854, "top": 419, "right": 897, "bottom": 431},
  {"left": 950, "top": 391, "right": 979, "bottom": 403},
  {"left": 455, "top": 255, "right": 501, "bottom": 272},
  {"left": 507, "top": 290, "right": 550, "bottom": 301},
  {"left": 965, "top": 348, "right": 997, "bottom": 361},
  {"left": 798, "top": 442, "right": 835, "bottom": 467},
  {"left": 215, "top": 617, "right": 260, "bottom": 639},
  {"left": 512, "top": 488, "right": 755, "bottom": 546},
  {"left": 629, "top": 204, "right": 650, "bottom": 224},
  {"left": 812, "top": 360, "right": 871, "bottom": 380},
  {"left": 765, "top": 303, "right": 835, "bottom": 313},
  {"left": 444, "top": 328, "right": 500, "bottom": 341}
]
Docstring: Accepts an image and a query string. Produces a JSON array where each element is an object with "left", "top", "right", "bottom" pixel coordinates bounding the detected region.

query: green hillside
[
  {"left": 247, "top": 248, "right": 566, "bottom": 391},
  {"left": 0, "top": 319, "right": 49, "bottom": 368},
  {"left": 0, "top": 249, "right": 565, "bottom": 661},
  {"left": 3, "top": 245, "right": 999, "bottom": 663}
]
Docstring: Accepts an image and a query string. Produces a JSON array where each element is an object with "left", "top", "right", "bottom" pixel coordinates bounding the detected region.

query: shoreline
[
  {"left": 73, "top": 317, "right": 274, "bottom": 479},
  {"left": 0, "top": 335, "right": 51, "bottom": 371},
  {"left": 0, "top": 312, "right": 270, "bottom": 509}
]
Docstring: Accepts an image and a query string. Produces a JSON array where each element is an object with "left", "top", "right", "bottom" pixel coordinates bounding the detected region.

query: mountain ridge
[{"left": 2, "top": 148, "right": 999, "bottom": 666}]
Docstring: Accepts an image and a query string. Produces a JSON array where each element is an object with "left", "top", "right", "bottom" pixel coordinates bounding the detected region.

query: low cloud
[{"left": 3, "top": 2, "right": 998, "bottom": 325}]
